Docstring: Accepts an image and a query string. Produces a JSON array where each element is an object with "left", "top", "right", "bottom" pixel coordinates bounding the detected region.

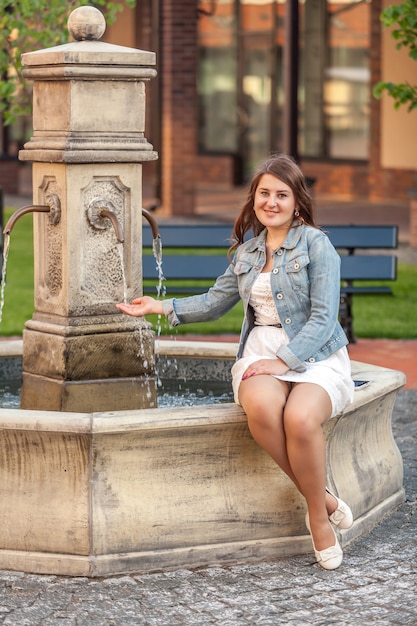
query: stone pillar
[{"left": 18, "top": 6, "right": 158, "bottom": 412}]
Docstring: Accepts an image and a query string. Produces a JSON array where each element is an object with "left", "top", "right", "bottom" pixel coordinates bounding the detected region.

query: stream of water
[
  {"left": 116, "top": 241, "right": 128, "bottom": 303},
  {"left": 0, "top": 234, "right": 10, "bottom": 325}
]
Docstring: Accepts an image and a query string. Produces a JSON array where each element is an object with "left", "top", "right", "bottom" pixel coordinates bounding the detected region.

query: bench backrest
[
  {"left": 142, "top": 254, "right": 397, "bottom": 283},
  {"left": 142, "top": 224, "right": 235, "bottom": 248},
  {"left": 142, "top": 222, "right": 398, "bottom": 288},
  {"left": 340, "top": 255, "right": 396, "bottom": 281},
  {"left": 143, "top": 223, "right": 398, "bottom": 250},
  {"left": 323, "top": 225, "right": 398, "bottom": 251}
]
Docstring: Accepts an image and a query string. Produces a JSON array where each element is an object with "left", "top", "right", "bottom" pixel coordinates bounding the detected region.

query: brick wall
[
  {"left": 132, "top": 0, "right": 417, "bottom": 210},
  {"left": 369, "top": 167, "right": 417, "bottom": 201},
  {"left": 300, "top": 160, "right": 370, "bottom": 199},
  {"left": 158, "top": 0, "right": 198, "bottom": 216},
  {"left": 196, "top": 154, "right": 242, "bottom": 186},
  {"left": 0, "top": 158, "right": 19, "bottom": 194}
]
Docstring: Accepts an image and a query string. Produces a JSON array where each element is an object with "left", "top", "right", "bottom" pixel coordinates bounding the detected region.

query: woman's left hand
[{"left": 242, "top": 358, "right": 289, "bottom": 380}]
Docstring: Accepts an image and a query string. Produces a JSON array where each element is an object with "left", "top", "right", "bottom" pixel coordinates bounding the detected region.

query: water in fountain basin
[
  {"left": 0, "top": 376, "right": 233, "bottom": 409},
  {"left": 158, "top": 379, "right": 233, "bottom": 406},
  {"left": 0, "top": 377, "right": 22, "bottom": 409}
]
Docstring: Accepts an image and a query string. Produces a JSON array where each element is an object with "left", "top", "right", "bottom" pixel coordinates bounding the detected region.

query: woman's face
[{"left": 253, "top": 174, "right": 297, "bottom": 231}]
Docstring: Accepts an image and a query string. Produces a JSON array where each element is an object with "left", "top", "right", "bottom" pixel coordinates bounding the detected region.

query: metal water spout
[
  {"left": 142, "top": 208, "right": 159, "bottom": 240},
  {"left": 87, "top": 197, "right": 125, "bottom": 243},
  {"left": 142, "top": 207, "right": 162, "bottom": 262},
  {"left": 100, "top": 209, "right": 124, "bottom": 243},
  {"left": 3, "top": 194, "right": 61, "bottom": 235}
]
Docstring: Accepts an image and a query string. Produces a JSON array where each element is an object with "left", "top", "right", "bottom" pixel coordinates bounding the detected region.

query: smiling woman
[
  {"left": 254, "top": 174, "right": 297, "bottom": 259},
  {"left": 117, "top": 153, "right": 355, "bottom": 570}
]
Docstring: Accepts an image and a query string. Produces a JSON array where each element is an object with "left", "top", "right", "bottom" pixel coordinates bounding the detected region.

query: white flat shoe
[
  {"left": 305, "top": 488, "right": 353, "bottom": 531},
  {"left": 326, "top": 488, "right": 354, "bottom": 529},
  {"left": 305, "top": 515, "right": 343, "bottom": 570},
  {"left": 312, "top": 526, "right": 343, "bottom": 570}
]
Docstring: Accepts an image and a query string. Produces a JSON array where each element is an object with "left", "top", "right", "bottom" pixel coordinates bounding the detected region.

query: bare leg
[
  {"left": 239, "top": 376, "right": 338, "bottom": 513},
  {"left": 239, "top": 376, "right": 336, "bottom": 551},
  {"left": 238, "top": 375, "right": 299, "bottom": 486},
  {"left": 283, "top": 382, "right": 334, "bottom": 551}
]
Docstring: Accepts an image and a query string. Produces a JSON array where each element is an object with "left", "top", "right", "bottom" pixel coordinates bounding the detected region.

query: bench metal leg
[{"left": 339, "top": 294, "right": 355, "bottom": 343}]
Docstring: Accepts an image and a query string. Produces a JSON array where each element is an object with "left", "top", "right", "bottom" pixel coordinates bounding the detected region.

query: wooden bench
[{"left": 142, "top": 222, "right": 398, "bottom": 343}]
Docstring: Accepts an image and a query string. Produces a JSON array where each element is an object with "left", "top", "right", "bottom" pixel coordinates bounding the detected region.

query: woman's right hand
[{"left": 116, "top": 296, "right": 164, "bottom": 317}]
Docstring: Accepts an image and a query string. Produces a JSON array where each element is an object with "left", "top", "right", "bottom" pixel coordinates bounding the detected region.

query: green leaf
[
  {"left": 376, "top": 1, "right": 417, "bottom": 112},
  {"left": 0, "top": 0, "right": 137, "bottom": 123}
]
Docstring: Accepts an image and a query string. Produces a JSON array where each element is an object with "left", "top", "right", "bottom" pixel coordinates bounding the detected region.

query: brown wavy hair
[{"left": 229, "top": 154, "right": 318, "bottom": 255}]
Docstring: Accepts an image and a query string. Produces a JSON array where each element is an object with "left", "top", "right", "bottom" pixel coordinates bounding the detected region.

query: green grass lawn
[
  {"left": 350, "top": 263, "right": 417, "bottom": 339},
  {"left": 0, "top": 209, "right": 36, "bottom": 336},
  {"left": 1, "top": 207, "right": 416, "bottom": 339}
]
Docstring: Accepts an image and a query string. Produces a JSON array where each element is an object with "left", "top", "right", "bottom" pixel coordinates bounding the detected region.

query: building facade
[{"left": 2, "top": 0, "right": 417, "bottom": 215}]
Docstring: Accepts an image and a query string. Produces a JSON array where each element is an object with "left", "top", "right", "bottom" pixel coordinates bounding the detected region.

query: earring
[{"left": 295, "top": 209, "right": 300, "bottom": 217}]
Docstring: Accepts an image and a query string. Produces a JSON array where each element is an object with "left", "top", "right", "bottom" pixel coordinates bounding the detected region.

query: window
[
  {"left": 198, "top": 1, "right": 238, "bottom": 153},
  {"left": 198, "top": 1, "right": 284, "bottom": 180},
  {"left": 197, "top": 0, "right": 371, "bottom": 168},
  {"left": 299, "top": 0, "right": 370, "bottom": 159}
]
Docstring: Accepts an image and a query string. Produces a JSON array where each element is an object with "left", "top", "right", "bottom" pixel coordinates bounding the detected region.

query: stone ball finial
[{"left": 68, "top": 6, "right": 106, "bottom": 41}]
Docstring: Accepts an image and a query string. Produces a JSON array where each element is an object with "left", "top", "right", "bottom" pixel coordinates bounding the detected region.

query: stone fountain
[
  {"left": 12, "top": 5, "right": 158, "bottom": 413},
  {"left": 0, "top": 7, "right": 406, "bottom": 577}
]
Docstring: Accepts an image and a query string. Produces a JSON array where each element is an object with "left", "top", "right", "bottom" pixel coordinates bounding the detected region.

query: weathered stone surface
[
  {"left": 0, "top": 360, "right": 406, "bottom": 577},
  {"left": 20, "top": 375, "right": 158, "bottom": 413},
  {"left": 21, "top": 327, "right": 155, "bottom": 380}
]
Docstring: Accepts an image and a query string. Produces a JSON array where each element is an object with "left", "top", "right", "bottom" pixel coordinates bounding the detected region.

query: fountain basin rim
[
  {"left": 0, "top": 337, "right": 238, "bottom": 359},
  {"left": 0, "top": 339, "right": 24, "bottom": 357},
  {"left": 0, "top": 402, "right": 245, "bottom": 435},
  {"left": 155, "top": 337, "right": 239, "bottom": 359},
  {"left": 0, "top": 338, "right": 407, "bottom": 434}
]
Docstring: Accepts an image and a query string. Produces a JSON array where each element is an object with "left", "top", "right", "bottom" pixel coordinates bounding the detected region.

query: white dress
[{"left": 231, "top": 272, "right": 354, "bottom": 418}]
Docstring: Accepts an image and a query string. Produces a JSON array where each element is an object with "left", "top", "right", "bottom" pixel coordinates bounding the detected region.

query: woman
[{"left": 116, "top": 154, "right": 355, "bottom": 570}]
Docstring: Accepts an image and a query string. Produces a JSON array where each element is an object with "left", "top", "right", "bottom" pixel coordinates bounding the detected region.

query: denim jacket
[{"left": 161, "top": 223, "right": 348, "bottom": 372}]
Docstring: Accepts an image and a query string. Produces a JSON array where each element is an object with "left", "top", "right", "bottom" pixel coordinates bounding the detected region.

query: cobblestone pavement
[{"left": 0, "top": 391, "right": 415, "bottom": 626}]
